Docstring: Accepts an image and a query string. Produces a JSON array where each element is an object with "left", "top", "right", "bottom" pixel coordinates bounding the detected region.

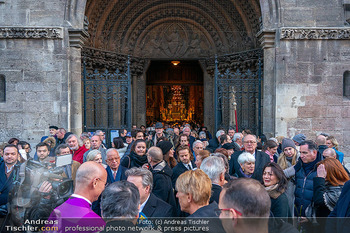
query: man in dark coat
[
  {"left": 147, "top": 146, "right": 176, "bottom": 209},
  {"left": 126, "top": 167, "right": 173, "bottom": 217},
  {"left": 206, "top": 130, "right": 225, "bottom": 153},
  {"left": 105, "top": 149, "right": 127, "bottom": 184},
  {"left": 229, "top": 134, "right": 270, "bottom": 181},
  {"left": 200, "top": 156, "right": 226, "bottom": 204},
  {"left": 294, "top": 140, "right": 322, "bottom": 218},
  {"left": 172, "top": 145, "right": 196, "bottom": 187},
  {"left": 0, "top": 145, "right": 19, "bottom": 207}
]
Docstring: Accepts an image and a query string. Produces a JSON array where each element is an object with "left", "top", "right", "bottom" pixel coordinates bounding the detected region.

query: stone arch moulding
[{"left": 65, "top": 0, "right": 88, "bottom": 28}]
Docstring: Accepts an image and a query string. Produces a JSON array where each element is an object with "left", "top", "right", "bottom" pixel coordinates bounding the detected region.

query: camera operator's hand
[{"left": 39, "top": 181, "right": 52, "bottom": 193}]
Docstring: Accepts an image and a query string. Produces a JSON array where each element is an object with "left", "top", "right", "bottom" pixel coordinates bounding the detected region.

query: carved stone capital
[
  {"left": 257, "top": 29, "right": 276, "bottom": 49},
  {"left": 68, "top": 28, "right": 89, "bottom": 48},
  {"left": 0, "top": 27, "right": 63, "bottom": 39},
  {"left": 280, "top": 27, "right": 350, "bottom": 40}
]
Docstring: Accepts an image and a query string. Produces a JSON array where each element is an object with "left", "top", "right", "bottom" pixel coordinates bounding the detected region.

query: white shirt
[
  {"left": 139, "top": 194, "right": 150, "bottom": 213},
  {"left": 71, "top": 194, "right": 92, "bottom": 205}
]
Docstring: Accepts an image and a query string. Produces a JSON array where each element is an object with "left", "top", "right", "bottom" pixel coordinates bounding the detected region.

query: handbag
[{"left": 305, "top": 202, "right": 318, "bottom": 225}]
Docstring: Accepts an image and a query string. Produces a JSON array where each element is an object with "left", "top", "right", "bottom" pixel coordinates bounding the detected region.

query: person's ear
[{"left": 187, "top": 193, "right": 193, "bottom": 203}]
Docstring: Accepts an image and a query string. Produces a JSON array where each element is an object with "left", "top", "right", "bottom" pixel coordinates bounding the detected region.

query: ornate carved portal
[{"left": 83, "top": 0, "right": 263, "bottom": 128}]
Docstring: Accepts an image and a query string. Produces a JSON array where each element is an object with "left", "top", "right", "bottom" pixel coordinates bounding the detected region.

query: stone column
[
  {"left": 257, "top": 29, "right": 276, "bottom": 138},
  {"left": 199, "top": 60, "right": 214, "bottom": 133},
  {"left": 68, "top": 28, "right": 89, "bottom": 135}
]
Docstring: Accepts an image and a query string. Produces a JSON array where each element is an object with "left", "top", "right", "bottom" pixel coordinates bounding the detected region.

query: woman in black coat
[
  {"left": 120, "top": 139, "right": 148, "bottom": 168},
  {"left": 262, "top": 162, "right": 291, "bottom": 218}
]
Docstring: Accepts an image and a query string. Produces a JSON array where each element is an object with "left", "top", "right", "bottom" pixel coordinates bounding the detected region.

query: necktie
[
  {"left": 188, "top": 164, "right": 192, "bottom": 170},
  {"left": 113, "top": 171, "right": 117, "bottom": 180}
]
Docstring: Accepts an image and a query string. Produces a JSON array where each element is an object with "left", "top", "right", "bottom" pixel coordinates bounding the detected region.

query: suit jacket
[
  {"left": 172, "top": 161, "right": 196, "bottom": 187},
  {"left": 210, "top": 184, "right": 222, "bottom": 204},
  {"left": 142, "top": 193, "right": 174, "bottom": 217},
  {"left": 229, "top": 150, "right": 270, "bottom": 182},
  {"left": 106, "top": 165, "right": 127, "bottom": 184},
  {"left": 0, "top": 161, "right": 18, "bottom": 205},
  {"left": 83, "top": 146, "right": 107, "bottom": 164},
  {"left": 46, "top": 196, "right": 105, "bottom": 233}
]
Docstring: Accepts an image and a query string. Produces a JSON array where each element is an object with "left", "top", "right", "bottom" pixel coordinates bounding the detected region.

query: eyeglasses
[
  {"left": 215, "top": 208, "right": 243, "bottom": 216},
  {"left": 244, "top": 141, "right": 257, "bottom": 144}
]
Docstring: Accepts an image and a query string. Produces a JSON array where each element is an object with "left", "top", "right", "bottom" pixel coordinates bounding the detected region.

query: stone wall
[
  {"left": 0, "top": 0, "right": 72, "bottom": 143},
  {"left": 262, "top": 0, "right": 350, "bottom": 156}
]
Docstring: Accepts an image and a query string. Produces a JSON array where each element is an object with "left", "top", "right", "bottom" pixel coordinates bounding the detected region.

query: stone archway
[{"left": 65, "top": 0, "right": 278, "bottom": 133}]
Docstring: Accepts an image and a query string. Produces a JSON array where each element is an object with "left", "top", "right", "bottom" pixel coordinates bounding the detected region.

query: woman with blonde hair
[
  {"left": 326, "top": 135, "right": 344, "bottom": 164},
  {"left": 277, "top": 138, "right": 299, "bottom": 215}
]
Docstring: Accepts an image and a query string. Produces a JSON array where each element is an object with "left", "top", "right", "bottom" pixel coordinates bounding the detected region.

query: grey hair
[
  {"left": 233, "top": 133, "right": 242, "bottom": 142},
  {"left": 211, "top": 153, "right": 229, "bottom": 172},
  {"left": 192, "top": 140, "right": 204, "bottom": 149},
  {"left": 242, "top": 134, "right": 258, "bottom": 143},
  {"left": 86, "top": 149, "right": 101, "bottom": 161},
  {"left": 199, "top": 131, "right": 206, "bottom": 138},
  {"left": 268, "top": 138, "right": 278, "bottom": 143},
  {"left": 101, "top": 181, "right": 140, "bottom": 218},
  {"left": 94, "top": 130, "right": 104, "bottom": 136},
  {"left": 237, "top": 152, "right": 255, "bottom": 165},
  {"left": 216, "top": 130, "right": 225, "bottom": 139},
  {"left": 125, "top": 167, "right": 153, "bottom": 192},
  {"left": 200, "top": 156, "right": 225, "bottom": 184},
  {"left": 65, "top": 134, "right": 83, "bottom": 147}
]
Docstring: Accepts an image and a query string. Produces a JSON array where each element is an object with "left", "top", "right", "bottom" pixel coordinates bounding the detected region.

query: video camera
[{"left": 8, "top": 156, "right": 74, "bottom": 227}]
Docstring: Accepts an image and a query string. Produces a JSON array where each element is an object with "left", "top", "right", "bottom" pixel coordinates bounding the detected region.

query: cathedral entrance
[{"left": 146, "top": 60, "right": 204, "bottom": 125}]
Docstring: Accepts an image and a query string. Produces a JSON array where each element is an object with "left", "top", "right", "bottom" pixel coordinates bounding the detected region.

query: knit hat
[
  {"left": 156, "top": 141, "right": 173, "bottom": 155},
  {"left": 292, "top": 134, "right": 306, "bottom": 144},
  {"left": 282, "top": 138, "right": 296, "bottom": 151}
]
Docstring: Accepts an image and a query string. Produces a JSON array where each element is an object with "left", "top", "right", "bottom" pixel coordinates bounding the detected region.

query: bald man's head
[
  {"left": 75, "top": 161, "right": 107, "bottom": 201},
  {"left": 316, "top": 135, "right": 326, "bottom": 146},
  {"left": 323, "top": 148, "right": 336, "bottom": 159}
]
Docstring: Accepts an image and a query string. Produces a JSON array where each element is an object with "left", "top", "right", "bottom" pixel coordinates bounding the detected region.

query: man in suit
[
  {"left": 172, "top": 145, "right": 196, "bottom": 187},
  {"left": 46, "top": 161, "right": 107, "bottom": 232},
  {"left": 105, "top": 148, "right": 127, "bottom": 184},
  {"left": 229, "top": 134, "right": 270, "bottom": 181},
  {"left": 200, "top": 156, "right": 226, "bottom": 204},
  {"left": 83, "top": 135, "right": 107, "bottom": 164},
  {"left": 126, "top": 167, "right": 173, "bottom": 217},
  {"left": 0, "top": 145, "right": 19, "bottom": 207}
]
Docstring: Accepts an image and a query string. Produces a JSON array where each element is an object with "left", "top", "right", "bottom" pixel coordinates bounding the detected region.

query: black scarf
[{"left": 129, "top": 151, "right": 148, "bottom": 167}]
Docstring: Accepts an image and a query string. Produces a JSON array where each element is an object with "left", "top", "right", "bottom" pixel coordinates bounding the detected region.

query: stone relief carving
[
  {"left": 134, "top": 23, "right": 213, "bottom": 58},
  {"left": 0, "top": 27, "right": 63, "bottom": 39},
  {"left": 280, "top": 28, "right": 350, "bottom": 40}
]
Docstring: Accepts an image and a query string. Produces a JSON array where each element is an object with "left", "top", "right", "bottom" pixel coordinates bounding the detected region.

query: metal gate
[
  {"left": 82, "top": 57, "right": 131, "bottom": 143},
  {"left": 214, "top": 50, "right": 263, "bottom": 135}
]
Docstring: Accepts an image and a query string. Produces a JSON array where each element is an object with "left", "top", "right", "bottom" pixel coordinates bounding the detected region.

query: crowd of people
[{"left": 0, "top": 122, "right": 349, "bottom": 233}]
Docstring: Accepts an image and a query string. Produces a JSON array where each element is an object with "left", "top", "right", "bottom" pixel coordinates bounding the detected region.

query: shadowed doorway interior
[{"left": 146, "top": 60, "right": 204, "bottom": 125}]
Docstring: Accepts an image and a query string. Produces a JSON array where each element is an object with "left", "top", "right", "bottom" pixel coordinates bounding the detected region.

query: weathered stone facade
[{"left": 0, "top": 0, "right": 349, "bottom": 157}]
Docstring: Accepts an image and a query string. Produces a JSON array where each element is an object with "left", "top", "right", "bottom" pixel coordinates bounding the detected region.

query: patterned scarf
[{"left": 323, "top": 185, "right": 343, "bottom": 211}]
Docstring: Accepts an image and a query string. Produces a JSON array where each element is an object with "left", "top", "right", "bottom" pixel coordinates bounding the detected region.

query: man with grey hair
[
  {"left": 218, "top": 178, "right": 271, "bottom": 233},
  {"left": 192, "top": 140, "right": 204, "bottom": 161},
  {"left": 229, "top": 134, "right": 270, "bottom": 182},
  {"left": 126, "top": 167, "right": 173, "bottom": 217},
  {"left": 322, "top": 148, "right": 337, "bottom": 159},
  {"left": 206, "top": 129, "right": 225, "bottom": 153},
  {"left": 66, "top": 134, "right": 88, "bottom": 164},
  {"left": 200, "top": 156, "right": 226, "bottom": 204},
  {"left": 83, "top": 135, "right": 107, "bottom": 164},
  {"left": 95, "top": 130, "right": 107, "bottom": 149},
  {"left": 101, "top": 180, "right": 140, "bottom": 227},
  {"left": 147, "top": 146, "right": 176, "bottom": 209},
  {"left": 233, "top": 133, "right": 243, "bottom": 151}
]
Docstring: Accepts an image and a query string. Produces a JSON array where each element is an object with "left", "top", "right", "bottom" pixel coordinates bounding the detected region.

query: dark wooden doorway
[{"left": 146, "top": 60, "right": 204, "bottom": 125}]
